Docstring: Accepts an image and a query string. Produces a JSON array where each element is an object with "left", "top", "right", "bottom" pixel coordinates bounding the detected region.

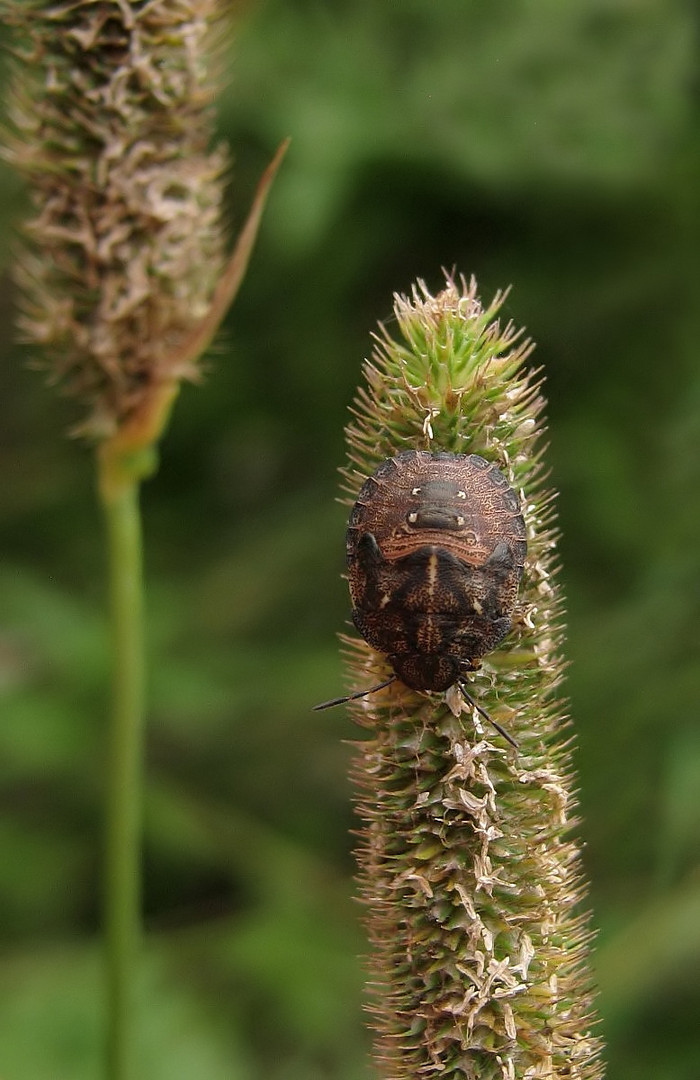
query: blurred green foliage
[{"left": 0, "top": 1, "right": 698, "bottom": 1077}]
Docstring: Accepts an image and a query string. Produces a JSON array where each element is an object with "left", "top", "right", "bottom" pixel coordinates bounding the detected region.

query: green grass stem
[{"left": 99, "top": 469, "right": 146, "bottom": 1080}]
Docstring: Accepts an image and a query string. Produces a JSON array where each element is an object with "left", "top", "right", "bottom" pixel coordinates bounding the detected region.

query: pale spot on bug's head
[
  {"left": 379, "top": 593, "right": 392, "bottom": 608},
  {"left": 407, "top": 512, "right": 418, "bottom": 524},
  {"left": 411, "top": 487, "right": 421, "bottom": 496},
  {"left": 457, "top": 490, "right": 467, "bottom": 499}
]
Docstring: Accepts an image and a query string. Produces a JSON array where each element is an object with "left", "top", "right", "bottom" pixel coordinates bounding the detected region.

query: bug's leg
[
  {"left": 313, "top": 675, "right": 397, "bottom": 711},
  {"left": 458, "top": 681, "right": 519, "bottom": 750}
]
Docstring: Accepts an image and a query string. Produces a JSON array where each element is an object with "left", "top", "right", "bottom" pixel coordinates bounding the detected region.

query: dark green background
[{"left": 1, "top": 1, "right": 698, "bottom": 1077}]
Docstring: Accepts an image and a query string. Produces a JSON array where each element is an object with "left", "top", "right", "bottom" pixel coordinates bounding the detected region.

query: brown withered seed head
[{"left": 5, "top": 0, "right": 228, "bottom": 438}]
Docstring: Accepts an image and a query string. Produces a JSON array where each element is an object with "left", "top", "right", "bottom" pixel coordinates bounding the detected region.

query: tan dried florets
[
  {"left": 4, "top": 0, "right": 229, "bottom": 438},
  {"left": 342, "top": 276, "right": 605, "bottom": 1078}
]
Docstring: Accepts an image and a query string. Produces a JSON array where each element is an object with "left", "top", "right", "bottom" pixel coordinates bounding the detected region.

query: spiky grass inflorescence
[
  {"left": 343, "top": 275, "right": 604, "bottom": 1079},
  {"left": 3, "top": 0, "right": 231, "bottom": 440}
]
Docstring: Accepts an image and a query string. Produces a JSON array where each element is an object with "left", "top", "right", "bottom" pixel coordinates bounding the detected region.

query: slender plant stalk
[
  {"left": 99, "top": 467, "right": 146, "bottom": 1080},
  {"left": 2, "top": 3, "right": 287, "bottom": 1077}
]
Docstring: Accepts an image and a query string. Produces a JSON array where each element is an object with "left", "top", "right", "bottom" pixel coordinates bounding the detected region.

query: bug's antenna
[
  {"left": 459, "top": 682, "right": 519, "bottom": 749},
  {"left": 313, "top": 676, "right": 397, "bottom": 711}
]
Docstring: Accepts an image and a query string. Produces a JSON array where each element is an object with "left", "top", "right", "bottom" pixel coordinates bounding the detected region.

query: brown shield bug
[{"left": 315, "top": 450, "right": 527, "bottom": 745}]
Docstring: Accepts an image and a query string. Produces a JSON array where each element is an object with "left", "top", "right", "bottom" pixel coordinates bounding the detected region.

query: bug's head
[
  {"left": 389, "top": 652, "right": 461, "bottom": 693},
  {"left": 404, "top": 477, "right": 468, "bottom": 532}
]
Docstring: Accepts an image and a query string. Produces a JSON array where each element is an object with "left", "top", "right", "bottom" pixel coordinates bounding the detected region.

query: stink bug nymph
[{"left": 315, "top": 450, "right": 527, "bottom": 746}]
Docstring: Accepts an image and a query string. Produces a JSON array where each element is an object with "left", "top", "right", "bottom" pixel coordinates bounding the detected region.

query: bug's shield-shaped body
[{"left": 346, "top": 451, "right": 527, "bottom": 693}]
